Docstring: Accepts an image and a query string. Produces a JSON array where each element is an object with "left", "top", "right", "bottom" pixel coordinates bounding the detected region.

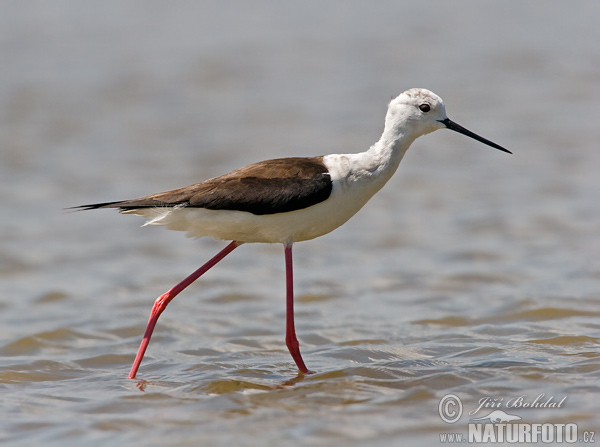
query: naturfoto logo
[{"left": 438, "top": 393, "right": 593, "bottom": 444}]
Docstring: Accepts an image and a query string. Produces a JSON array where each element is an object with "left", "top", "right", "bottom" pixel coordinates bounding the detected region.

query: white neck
[
  {"left": 336, "top": 120, "right": 418, "bottom": 196},
  {"left": 323, "top": 122, "right": 419, "bottom": 216},
  {"left": 368, "top": 126, "right": 416, "bottom": 176},
  {"left": 292, "top": 119, "right": 420, "bottom": 243}
]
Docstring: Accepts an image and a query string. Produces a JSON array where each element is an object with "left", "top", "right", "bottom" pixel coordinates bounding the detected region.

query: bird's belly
[{"left": 126, "top": 184, "right": 371, "bottom": 244}]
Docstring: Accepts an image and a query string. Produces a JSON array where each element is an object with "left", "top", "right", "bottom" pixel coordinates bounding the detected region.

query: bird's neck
[
  {"left": 361, "top": 128, "right": 417, "bottom": 181},
  {"left": 326, "top": 124, "right": 418, "bottom": 198},
  {"left": 321, "top": 127, "right": 417, "bottom": 223}
]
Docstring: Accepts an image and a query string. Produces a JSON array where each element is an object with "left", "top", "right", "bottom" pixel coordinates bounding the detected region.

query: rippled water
[{"left": 2, "top": 1, "right": 599, "bottom": 446}]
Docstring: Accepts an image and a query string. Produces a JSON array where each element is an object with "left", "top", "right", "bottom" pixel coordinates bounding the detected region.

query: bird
[{"left": 72, "top": 88, "right": 511, "bottom": 379}]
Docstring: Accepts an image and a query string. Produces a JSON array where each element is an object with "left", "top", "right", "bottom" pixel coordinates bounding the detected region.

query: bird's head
[{"left": 385, "top": 88, "right": 511, "bottom": 154}]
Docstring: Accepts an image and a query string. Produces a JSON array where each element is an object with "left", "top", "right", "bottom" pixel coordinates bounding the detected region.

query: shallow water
[{"left": 1, "top": 1, "right": 599, "bottom": 445}]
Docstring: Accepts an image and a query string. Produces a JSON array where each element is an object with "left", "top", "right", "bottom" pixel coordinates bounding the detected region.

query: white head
[
  {"left": 384, "top": 88, "right": 511, "bottom": 153},
  {"left": 386, "top": 88, "right": 447, "bottom": 137}
]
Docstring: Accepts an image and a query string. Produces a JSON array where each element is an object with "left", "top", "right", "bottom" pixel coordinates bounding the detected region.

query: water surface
[{"left": 1, "top": 1, "right": 599, "bottom": 445}]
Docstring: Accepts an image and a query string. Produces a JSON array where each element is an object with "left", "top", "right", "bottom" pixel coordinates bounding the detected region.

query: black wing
[{"left": 71, "top": 157, "right": 333, "bottom": 216}]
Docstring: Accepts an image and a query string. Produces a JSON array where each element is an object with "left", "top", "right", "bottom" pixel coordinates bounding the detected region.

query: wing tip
[{"left": 65, "top": 201, "right": 125, "bottom": 212}]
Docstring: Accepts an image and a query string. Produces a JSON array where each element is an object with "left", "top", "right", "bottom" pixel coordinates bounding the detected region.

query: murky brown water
[{"left": 2, "top": 2, "right": 599, "bottom": 446}]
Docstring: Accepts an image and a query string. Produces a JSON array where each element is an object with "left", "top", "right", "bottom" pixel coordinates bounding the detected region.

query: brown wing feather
[{"left": 73, "top": 156, "right": 333, "bottom": 215}]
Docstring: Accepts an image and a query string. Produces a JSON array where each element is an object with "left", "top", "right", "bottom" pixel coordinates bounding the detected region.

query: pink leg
[
  {"left": 128, "top": 241, "right": 240, "bottom": 379},
  {"left": 284, "top": 244, "right": 312, "bottom": 374}
]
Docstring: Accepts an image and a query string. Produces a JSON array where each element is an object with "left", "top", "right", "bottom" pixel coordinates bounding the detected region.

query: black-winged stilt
[{"left": 73, "top": 88, "right": 511, "bottom": 378}]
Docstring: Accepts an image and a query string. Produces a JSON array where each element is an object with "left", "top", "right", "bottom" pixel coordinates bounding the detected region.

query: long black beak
[{"left": 439, "top": 118, "right": 512, "bottom": 154}]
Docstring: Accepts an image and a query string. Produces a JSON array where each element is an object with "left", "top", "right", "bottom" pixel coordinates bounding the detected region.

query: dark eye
[{"left": 419, "top": 103, "right": 431, "bottom": 113}]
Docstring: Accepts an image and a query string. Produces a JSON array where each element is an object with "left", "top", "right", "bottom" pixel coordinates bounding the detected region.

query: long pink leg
[
  {"left": 128, "top": 241, "right": 240, "bottom": 379},
  {"left": 284, "top": 244, "right": 312, "bottom": 374}
]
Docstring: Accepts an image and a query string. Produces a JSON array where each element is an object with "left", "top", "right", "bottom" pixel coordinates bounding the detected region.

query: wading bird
[{"left": 73, "top": 88, "right": 511, "bottom": 378}]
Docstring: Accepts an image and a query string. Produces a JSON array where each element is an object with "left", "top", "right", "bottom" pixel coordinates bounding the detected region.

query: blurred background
[{"left": 1, "top": 1, "right": 599, "bottom": 446}]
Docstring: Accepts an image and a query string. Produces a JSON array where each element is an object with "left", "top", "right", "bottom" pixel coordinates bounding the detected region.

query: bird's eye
[{"left": 419, "top": 103, "right": 431, "bottom": 113}]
